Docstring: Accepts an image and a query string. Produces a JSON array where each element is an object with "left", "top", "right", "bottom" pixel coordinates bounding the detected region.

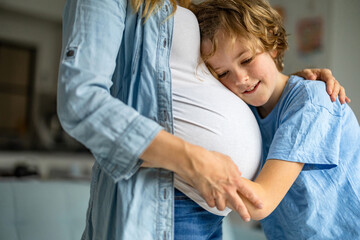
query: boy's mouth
[{"left": 243, "top": 81, "right": 260, "bottom": 94}]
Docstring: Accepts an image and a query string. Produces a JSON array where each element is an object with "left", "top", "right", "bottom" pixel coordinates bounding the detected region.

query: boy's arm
[{"left": 235, "top": 159, "right": 304, "bottom": 221}]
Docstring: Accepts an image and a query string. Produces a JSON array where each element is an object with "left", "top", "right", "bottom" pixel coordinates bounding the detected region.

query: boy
[{"left": 193, "top": 0, "right": 360, "bottom": 239}]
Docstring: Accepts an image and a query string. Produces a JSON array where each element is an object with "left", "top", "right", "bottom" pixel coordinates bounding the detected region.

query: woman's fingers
[
  {"left": 236, "top": 178, "right": 263, "bottom": 209},
  {"left": 180, "top": 146, "right": 262, "bottom": 222},
  {"left": 215, "top": 194, "right": 226, "bottom": 211},
  {"left": 296, "top": 68, "right": 351, "bottom": 104},
  {"left": 205, "top": 187, "right": 251, "bottom": 222},
  {"left": 337, "top": 86, "right": 345, "bottom": 104},
  {"left": 329, "top": 80, "right": 351, "bottom": 104},
  {"left": 229, "top": 194, "right": 251, "bottom": 222},
  {"left": 297, "top": 68, "right": 317, "bottom": 80},
  {"left": 338, "top": 86, "right": 351, "bottom": 104},
  {"left": 324, "top": 77, "right": 335, "bottom": 96},
  {"left": 330, "top": 80, "right": 340, "bottom": 102},
  {"left": 308, "top": 68, "right": 336, "bottom": 95},
  {"left": 226, "top": 188, "right": 251, "bottom": 222},
  {"left": 309, "top": 68, "right": 351, "bottom": 104},
  {"left": 204, "top": 194, "right": 216, "bottom": 208}
]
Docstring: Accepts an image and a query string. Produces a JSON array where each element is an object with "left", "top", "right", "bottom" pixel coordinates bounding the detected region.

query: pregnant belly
[{"left": 172, "top": 81, "right": 262, "bottom": 216}]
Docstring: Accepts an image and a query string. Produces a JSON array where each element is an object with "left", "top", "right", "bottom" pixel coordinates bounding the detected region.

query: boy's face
[{"left": 202, "top": 30, "right": 286, "bottom": 114}]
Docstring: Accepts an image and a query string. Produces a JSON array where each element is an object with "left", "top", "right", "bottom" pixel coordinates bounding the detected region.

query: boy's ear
[{"left": 270, "top": 49, "right": 278, "bottom": 58}]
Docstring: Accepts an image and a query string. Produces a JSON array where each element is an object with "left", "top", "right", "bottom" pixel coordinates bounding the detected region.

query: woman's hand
[
  {"left": 294, "top": 68, "right": 350, "bottom": 104},
  {"left": 140, "top": 130, "right": 263, "bottom": 222},
  {"left": 179, "top": 144, "right": 263, "bottom": 222}
]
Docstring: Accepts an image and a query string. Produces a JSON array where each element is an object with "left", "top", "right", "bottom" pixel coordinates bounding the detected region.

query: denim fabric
[
  {"left": 57, "top": 0, "right": 175, "bottom": 239},
  {"left": 174, "top": 189, "right": 224, "bottom": 240}
]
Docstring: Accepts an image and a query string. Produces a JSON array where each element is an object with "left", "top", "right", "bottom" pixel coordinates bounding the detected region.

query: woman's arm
[
  {"left": 294, "top": 68, "right": 350, "bottom": 104},
  {"left": 234, "top": 159, "right": 304, "bottom": 220},
  {"left": 141, "top": 130, "right": 263, "bottom": 222},
  {"left": 58, "top": 0, "right": 157, "bottom": 182}
]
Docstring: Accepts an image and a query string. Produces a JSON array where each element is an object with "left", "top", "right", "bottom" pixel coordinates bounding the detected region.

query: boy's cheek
[{"left": 201, "top": 40, "right": 213, "bottom": 57}]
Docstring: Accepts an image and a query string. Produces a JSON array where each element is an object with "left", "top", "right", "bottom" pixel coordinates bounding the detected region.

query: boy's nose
[{"left": 234, "top": 69, "right": 249, "bottom": 86}]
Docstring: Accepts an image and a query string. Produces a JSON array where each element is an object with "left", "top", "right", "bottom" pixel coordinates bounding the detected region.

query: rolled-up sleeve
[{"left": 57, "top": 0, "right": 162, "bottom": 182}]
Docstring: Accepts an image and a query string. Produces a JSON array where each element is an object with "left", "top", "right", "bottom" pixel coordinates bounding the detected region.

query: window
[{"left": 0, "top": 40, "right": 36, "bottom": 149}]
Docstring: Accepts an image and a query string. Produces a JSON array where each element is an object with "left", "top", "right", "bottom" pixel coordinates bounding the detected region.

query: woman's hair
[
  {"left": 191, "top": 0, "right": 288, "bottom": 71},
  {"left": 131, "top": 0, "right": 191, "bottom": 19}
]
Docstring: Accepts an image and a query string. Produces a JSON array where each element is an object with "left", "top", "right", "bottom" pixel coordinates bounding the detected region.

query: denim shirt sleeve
[{"left": 57, "top": 0, "right": 162, "bottom": 182}]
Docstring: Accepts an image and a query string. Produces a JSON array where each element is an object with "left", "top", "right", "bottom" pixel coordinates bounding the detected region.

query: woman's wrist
[{"left": 140, "top": 130, "right": 197, "bottom": 178}]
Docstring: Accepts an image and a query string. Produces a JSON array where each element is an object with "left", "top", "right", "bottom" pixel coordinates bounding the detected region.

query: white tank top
[{"left": 171, "top": 6, "right": 262, "bottom": 216}]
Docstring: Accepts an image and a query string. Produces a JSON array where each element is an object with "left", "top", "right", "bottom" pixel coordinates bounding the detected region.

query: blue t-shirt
[{"left": 251, "top": 75, "right": 360, "bottom": 240}]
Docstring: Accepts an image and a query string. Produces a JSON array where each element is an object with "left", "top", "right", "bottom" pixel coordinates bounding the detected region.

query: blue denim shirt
[{"left": 57, "top": 0, "right": 175, "bottom": 239}]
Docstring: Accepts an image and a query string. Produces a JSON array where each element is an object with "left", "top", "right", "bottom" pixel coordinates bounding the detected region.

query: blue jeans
[{"left": 174, "top": 189, "right": 224, "bottom": 240}]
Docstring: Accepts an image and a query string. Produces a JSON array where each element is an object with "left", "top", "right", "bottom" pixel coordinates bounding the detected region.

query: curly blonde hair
[
  {"left": 191, "top": 0, "right": 288, "bottom": 71},
  {"left": 131, "top": 0, "right": 191, "bottom": 19}
]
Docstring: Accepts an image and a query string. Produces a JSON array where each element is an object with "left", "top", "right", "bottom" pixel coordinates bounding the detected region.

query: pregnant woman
[{"left": 57, "top": 0, "right": 346, "bottom": 239}]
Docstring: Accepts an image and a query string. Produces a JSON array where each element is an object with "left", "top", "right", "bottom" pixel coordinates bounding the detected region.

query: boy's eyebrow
[
  {"left": 212, "top": 49, "right": 248, "bottom": 71},
  {"left": 213, "top": 65, "right": 222, "bottom": 71},
  {"left": 208, "top": 61, "right": 222, "bottom": 71},
  {"left": 233, "top": 50, "right": 247, "bottom": 61}
]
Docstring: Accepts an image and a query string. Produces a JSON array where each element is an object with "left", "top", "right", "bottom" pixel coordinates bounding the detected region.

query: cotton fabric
[{"left": 251, "top": 75, "right": 360, "bottom": 240}]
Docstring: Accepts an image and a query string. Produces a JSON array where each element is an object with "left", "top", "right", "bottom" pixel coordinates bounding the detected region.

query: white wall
[
  {"left": 330, "top": 0, "right": 360, "bottom": 120},
  {"left": 270, "top": 0, "right": 332, "bottom": 71},
  {"left": 270, "top": 0, "right": 360, "bottom": 121}
]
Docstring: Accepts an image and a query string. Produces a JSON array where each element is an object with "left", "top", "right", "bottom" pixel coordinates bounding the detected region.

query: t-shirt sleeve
[{"left": 267, "top": 83, "right": 342, "bottom": 170}]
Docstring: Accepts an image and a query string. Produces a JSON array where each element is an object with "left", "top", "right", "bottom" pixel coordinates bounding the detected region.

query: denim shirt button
[
  {"left": 66, "top": 50, "right": 75, "bottom": 57},
  {"left": 163, "top": 38, "right": 167, "bottom": 48}
]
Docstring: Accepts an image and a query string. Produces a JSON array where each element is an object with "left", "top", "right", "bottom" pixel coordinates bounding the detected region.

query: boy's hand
[{"left": 294, "top": 68, "right": 350, "bottom": 104}]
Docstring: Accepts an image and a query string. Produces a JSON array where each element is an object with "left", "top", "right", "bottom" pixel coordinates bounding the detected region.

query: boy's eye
[
  {"left": 242, "top": 57, "right": 253, "bottom": 64},
  {"left": 217, "top": 71, "right": 229, "bottom": 79}
]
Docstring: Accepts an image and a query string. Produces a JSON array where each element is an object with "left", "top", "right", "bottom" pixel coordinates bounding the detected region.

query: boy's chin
[{"left": 244, "top": 100, "right": 267, "bottom": 108}]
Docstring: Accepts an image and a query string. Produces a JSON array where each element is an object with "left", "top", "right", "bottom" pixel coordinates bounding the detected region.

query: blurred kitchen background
[{"left": 0, "top": 0, "right": 359, "bottom": 239}]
